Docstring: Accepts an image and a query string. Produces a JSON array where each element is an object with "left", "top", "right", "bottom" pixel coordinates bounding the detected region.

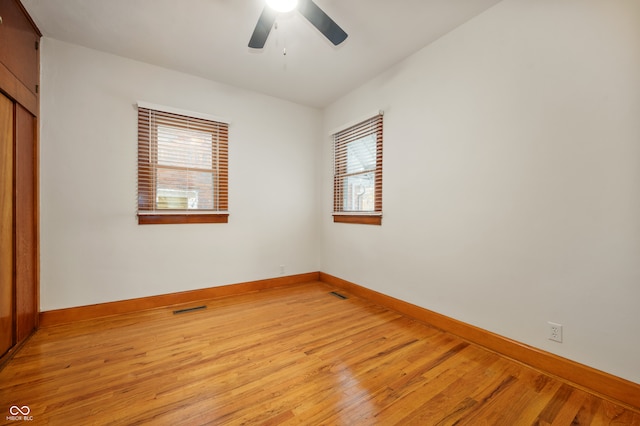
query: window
[
  {"left": 333, "top": 113, "right": 383, "bottom": 225},
  {"left": 137, "top": 103, "right": 229, "bottom": 224}
]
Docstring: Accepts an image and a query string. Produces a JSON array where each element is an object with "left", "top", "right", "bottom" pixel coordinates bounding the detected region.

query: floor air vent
[
  {"left": 173, "top": 305, "right": 207, "bottom": 314},
  {"left": 329, "top": 291, "right": 348, "bottom": 300}
]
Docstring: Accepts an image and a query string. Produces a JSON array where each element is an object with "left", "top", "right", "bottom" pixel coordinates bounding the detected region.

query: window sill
[
  {"left": 332, "top": 214, "right": 382, "bottom": 225},
  {"left": 138, "top": 213, "right": 229, "bottom": 225}
]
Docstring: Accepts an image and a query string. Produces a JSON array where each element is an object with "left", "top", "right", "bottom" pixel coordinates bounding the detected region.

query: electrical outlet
[
  {"left": 548, "top": 322, "right": 563, "bottom": 343},
  {"left": 279, "top": 265, "right": 285, "bottom": 275}
]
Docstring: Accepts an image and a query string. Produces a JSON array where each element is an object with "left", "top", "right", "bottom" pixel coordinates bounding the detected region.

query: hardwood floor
[{"left": 1, "top": 282, "right": 638, "bottom": 425}]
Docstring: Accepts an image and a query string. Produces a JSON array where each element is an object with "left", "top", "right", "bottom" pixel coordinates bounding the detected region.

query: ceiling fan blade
[
  {"left": 248, "top": 7, "right": 277, "bottom": 49},
  {"left": 298, "top": 0, "right": 348, "bottom": 46}
]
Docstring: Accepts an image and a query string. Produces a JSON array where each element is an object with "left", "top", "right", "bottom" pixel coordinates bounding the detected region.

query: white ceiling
[{"left": 22, "top": 0, "right": 502, "bottom": 108}]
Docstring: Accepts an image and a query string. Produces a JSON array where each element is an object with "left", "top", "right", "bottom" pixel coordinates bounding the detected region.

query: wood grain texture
[
  {"left": 0, "top": 62, "right": 38, "bottom": 116},
  {"left": 0, "top": 93, "right": 13, "bottom": 358},
  {"left": 14, "top": 103, "right": 37, "bottom": 342},
  {"left": 0, "top": 0, "right": 40, "bottom": 116},
  {"left": 320, "top": 272, "right": 640, "bottom": 412},
  {"left": 39, "top": 272, "right": 320, "bottom": 326},
  {"left": 1, "top": 282, "right": 637, "bottom": 425},
  {"left": 0, "top": 0, "right": 40, "bottom": 95},
  {"left": 137, "top": 213, "right": 229, "bottom": 225},
  {"left": 332, "top": 214, "right": 382, "bottom": 225}
]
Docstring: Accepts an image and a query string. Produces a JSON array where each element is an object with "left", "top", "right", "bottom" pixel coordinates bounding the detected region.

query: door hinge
[
  {"left": 35, "top": 85, "right": 39, "bottom": 94},
  {"left": 35, "top": 40, "right": 39, "bottom": 50}
]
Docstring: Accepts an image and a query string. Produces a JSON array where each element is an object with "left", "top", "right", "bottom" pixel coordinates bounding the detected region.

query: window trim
[
  {"left": 332, "top": 113, "right": 383, "bottom": 225},
  {"left": 137, "top": 102, "right": 229, "bottom": 225},
  {"left": 332, "top": 214, "right": 382, "bottom": 225},
  {"left": 138, "top": 213, "right": 229, "bottom": 225}
]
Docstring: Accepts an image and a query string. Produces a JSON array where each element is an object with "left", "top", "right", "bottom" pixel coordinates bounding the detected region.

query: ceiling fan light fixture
[
  {"left": 266, "top": 0, "right": 298, "bottom": 13},
  {"left": 249, "top": 0, "right": 347, "bottom": 49}
]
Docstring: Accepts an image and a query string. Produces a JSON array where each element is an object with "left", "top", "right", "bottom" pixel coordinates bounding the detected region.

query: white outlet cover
[{"left": 548, "top": 321, "right": 563, "bottom": 343}]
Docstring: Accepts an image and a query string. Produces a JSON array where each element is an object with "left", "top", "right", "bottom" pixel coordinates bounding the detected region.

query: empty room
[{"left": 1, "top": 0, "right": 639, "bottom": 424}]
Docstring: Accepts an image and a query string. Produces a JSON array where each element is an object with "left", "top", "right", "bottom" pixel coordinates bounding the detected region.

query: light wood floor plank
[{"left": 0, "top": 281, "right": 637, "bottom": 425}]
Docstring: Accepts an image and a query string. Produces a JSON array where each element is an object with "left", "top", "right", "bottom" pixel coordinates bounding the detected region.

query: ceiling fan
[{"left": 249, "top": 0, "right": 348, "bottom": 49}]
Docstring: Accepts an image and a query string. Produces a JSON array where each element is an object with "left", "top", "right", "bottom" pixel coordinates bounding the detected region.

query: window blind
[
  {"left": 333, "top": 114, "right": 383, "bottom": 215},
  {"left": 137, "top": 106, "right": 228, "bottom": 218}
]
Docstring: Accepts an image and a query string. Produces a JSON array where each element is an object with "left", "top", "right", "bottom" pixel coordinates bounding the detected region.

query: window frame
[
  {"left": 137, "top": 103, "right": 229, "bottom": 225},
  {"left": 332, "top": 113, "right": 383, "bottom": 225}
]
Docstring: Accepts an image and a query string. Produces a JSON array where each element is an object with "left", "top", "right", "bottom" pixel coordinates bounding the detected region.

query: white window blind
[
  {"left": 333, "top": 114, "right": 383, "bottom": 216},
  {"left": 137, "top": 106, "right": 228, "bottom": 220}
]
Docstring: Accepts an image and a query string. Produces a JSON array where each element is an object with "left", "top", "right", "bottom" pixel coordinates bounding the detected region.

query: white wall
[
  {"left": 40, "top": 38, "right": 321, "bottom": 311},
  {"left": 321, "top": 0, "right": 640, "bottom": 384},
  {"left": 40, "top": 0, "right": 640, "bottom": 385}
]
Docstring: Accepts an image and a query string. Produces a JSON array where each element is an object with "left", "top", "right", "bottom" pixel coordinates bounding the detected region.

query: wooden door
[
  {"left": 15, "top": 103, "right": 37, "bottom": 340},
  {"left": 0, "top": 92, "right": 13, "bottom": 356},
  {"left": 0, "top": 0, "right": 40, "bottom": 97}
]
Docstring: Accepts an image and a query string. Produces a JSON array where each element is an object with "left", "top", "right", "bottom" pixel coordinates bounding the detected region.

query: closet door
[
  {"left": 15, "top": 103, "right": 37, "bottom": 340},
  {"left": 0, "top": 92, "right": 13, "bottom": 356}
]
